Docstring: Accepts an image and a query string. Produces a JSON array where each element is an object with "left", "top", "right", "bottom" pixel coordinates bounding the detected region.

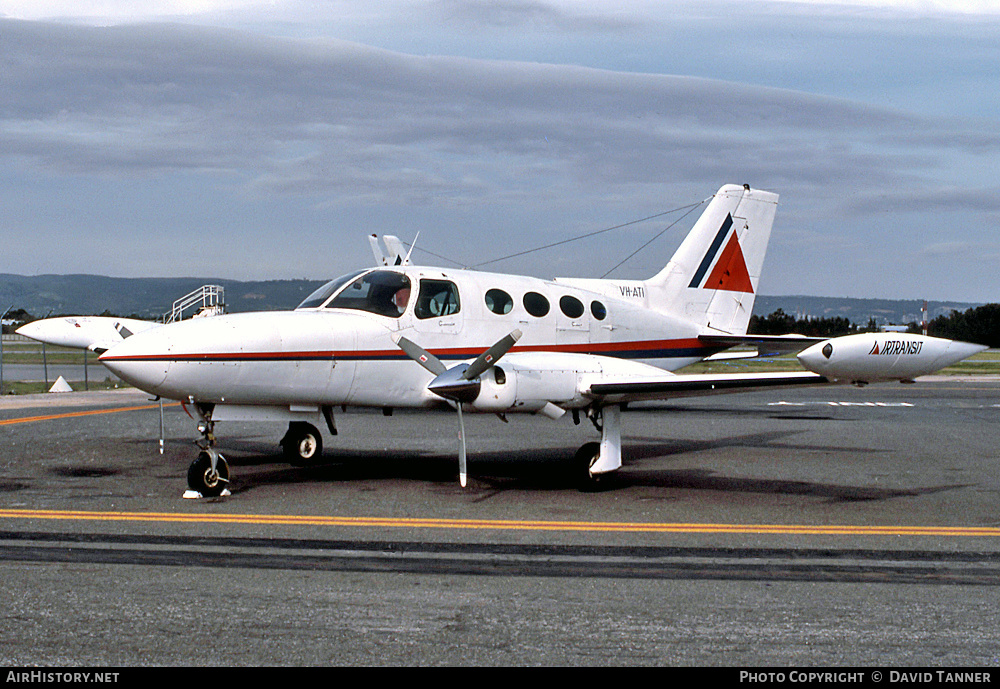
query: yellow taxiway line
[
  {"left": 0, "top": 402, "right": 179, "bottom": 426},
  {"left": 1, "top": 508, "right": 999, "bottom": 538}
]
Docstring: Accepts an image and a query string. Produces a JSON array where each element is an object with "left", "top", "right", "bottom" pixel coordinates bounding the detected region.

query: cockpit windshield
[
  {"left": 327, "top": 270, "right": 411, "bottom": 318},
  {"left": 296, "top": 270, "right": 367, "bottom": 309},
  {"left": 298, "top": 269, "right": 411, "bottom": 318}
]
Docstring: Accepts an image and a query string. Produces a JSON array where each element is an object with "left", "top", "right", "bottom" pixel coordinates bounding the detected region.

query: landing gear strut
[
  {"left": 575, "top": 404, "right": 622, "bottom": 491},
  {"left": 281, "top": 421, "right": 324, "bottom": 465}
]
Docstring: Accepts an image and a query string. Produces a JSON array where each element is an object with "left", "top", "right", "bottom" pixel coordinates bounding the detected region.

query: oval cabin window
[
  {"left": 559, "top": 295, "right": 585, "bottom": 319},
  {"left": 523, "top": 292, "right": 550, "bottom": 317},
  {"left": 485, "top": 289, "right": 513, "bottom": 315}
]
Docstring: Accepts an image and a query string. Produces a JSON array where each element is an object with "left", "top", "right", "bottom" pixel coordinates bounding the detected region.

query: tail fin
[{"left": 645, "top": 184, "right": 778, "bottom": 334}]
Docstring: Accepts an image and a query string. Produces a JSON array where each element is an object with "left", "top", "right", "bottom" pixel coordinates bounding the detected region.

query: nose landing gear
[
  {"left": 186, "top": 447, "right": 230, "bottom": 497},
  {"left": 183, "top": 403, "right": 231, "bottom": 498}
]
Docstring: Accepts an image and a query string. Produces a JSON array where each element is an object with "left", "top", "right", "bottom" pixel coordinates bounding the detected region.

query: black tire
[
  {"left": 574, "top": 441, "right": 603, "bottom": 492},
  {"left": 281, "top": 422, "right": 323, "bottom": 465},
  {"left": 187, "top": 449, "right": 230, "bottom": 497}
]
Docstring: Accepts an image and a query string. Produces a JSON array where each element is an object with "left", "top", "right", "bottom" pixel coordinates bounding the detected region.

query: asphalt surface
[{"left": 1, "top": 379, "right": 999, "bottom": 666}]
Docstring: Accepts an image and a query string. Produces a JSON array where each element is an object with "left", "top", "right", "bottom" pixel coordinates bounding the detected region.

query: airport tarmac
[{"left": 1, "top": 379, "right": 999, "bottom": 666}]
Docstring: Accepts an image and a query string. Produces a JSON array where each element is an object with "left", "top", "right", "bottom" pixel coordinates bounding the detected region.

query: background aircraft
[
  {"left": 18, "top": 184, "right": 986, "bottom": 496},
  {"left": 16, "top": 316, "right": 160, "bottom": 354}
]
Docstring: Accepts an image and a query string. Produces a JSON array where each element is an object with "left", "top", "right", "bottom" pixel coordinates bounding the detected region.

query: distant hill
[
  {"left": 752, "top": 295, "right": 981, "bottom": 328},
  {"left": 0, "top": 274, "right": 326, "bottom": 320},
  {"left": 0, "top": 273, "right": 982, "bottom": 325}
]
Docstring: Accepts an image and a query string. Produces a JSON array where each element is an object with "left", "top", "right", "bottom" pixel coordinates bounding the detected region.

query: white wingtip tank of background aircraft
[
  {"left": 86, "top": 184, "right": 985, "bottom": 497},
  {"left": 16, "top": 316, "right": 160, "bottom": 353}
]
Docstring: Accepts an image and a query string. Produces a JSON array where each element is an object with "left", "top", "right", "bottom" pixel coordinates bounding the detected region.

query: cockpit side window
[
  {"left": 415, "top": 279, "right": 461, "bottom": 319},
  {"left": 324, "top": 270, "right": 411, "bottom": 318}
]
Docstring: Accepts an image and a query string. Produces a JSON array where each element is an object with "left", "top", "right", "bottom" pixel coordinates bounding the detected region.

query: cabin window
[
  {"left": 523, "top": 292, "right": 550, "bottom": 317},
  {"left": 416, "top": 279, "right": 461, "bottom": 319},
  {"left": 559, "top": 295, "right": 585, "bottom": 319},
  {"left": 296, "top": 270, "right": 366, "bottom": 309},
  {"left": 591, "top": 301, "right": 607, "bottom": 320},
  {"left": 485, "top": 289, "right": 513, "bottom": 315},
  {"left": 323, "top": 270, "right": 411, "bottom": 318}
]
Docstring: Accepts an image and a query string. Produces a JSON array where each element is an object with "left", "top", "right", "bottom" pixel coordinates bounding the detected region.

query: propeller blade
[
  {"left": 457, "top": 403, "right": 467, "bottom": 488},
  {"left": 395, "top": 330, "right": 522, "bottom": 489},
  {"left": 392, "top": 334, "right": 447, "bottom": 376},
  {"left": 463, "top": 329, "right": 522, "bottom": 381}
]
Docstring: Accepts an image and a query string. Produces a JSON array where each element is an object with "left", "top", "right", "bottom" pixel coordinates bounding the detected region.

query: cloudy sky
[{"left": 1, "top": 1, "right": 998, "bottom": 302}]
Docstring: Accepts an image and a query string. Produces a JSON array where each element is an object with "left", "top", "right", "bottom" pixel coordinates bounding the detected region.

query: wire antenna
[
  {"left": 399, "top": 198, "right": 707, "bottom": 272},
  {"left": 470, "top": 201, "right": 705, "bottom": 270},
  {"left": 599, "top": 201, "right": 706, "bottom": 278}
]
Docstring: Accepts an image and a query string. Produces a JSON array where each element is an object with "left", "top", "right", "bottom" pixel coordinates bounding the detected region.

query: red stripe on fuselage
[{"left": 99, "top": 338, "right": 713, "bottom": 363}]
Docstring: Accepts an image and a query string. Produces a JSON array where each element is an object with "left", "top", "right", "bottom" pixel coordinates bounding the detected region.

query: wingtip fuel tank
[
  {"left": 16, "top": 316, "right": 160, "bottom": 353},
  {"left": 797, "top": 332, "right": 986, "bottom": 383}
]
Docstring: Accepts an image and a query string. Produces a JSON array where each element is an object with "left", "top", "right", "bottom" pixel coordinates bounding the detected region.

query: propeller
[{"left": 392, "top": 329, "right": 522, "bottom": 487}]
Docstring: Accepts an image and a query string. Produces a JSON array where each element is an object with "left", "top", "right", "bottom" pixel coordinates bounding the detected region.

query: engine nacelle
[
  {"left": 468, "top": 352, "right": 606, "bottom": 414},
  {"left": 797, "top": 332, "right": 986, "bottom": 383}
]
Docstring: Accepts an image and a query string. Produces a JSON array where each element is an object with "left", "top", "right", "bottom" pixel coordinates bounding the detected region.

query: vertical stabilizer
[{"left": 645, "top": 184, "right": 778, "bottom": 334}]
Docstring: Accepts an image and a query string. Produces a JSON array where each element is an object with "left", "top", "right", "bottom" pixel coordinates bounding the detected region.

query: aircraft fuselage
[{"left": 99, "top": 266, "right": 715, "bottom": 411}]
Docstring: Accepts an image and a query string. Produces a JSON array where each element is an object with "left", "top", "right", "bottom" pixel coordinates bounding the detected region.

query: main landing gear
[
  {"left": 280, "top": 422, "right": 324, "bottom": 465},
  {"left": 575, "top": 404, "right": 623, "bottom": 491}
]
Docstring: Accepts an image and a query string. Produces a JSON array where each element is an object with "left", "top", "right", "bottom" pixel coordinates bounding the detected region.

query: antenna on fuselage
[{"left": 402, "top": 232, "right": 419, "bottom": 266}]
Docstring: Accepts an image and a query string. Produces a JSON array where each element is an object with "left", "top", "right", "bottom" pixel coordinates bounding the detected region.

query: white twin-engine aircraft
[{"left": 26, "top": 184, "right": 985, "bottom": 496}]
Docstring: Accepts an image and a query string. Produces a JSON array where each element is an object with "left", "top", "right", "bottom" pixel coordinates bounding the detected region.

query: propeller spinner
[{"left": 392, "top": 330, "right": 522, "bottom": 487}]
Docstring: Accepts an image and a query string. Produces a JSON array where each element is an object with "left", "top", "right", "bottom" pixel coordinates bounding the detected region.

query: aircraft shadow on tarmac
[{"left": 201, "top": 431, "right": 967, "bottom": 502}]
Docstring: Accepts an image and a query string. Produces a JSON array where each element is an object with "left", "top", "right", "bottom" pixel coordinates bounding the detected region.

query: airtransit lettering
[{"left": 869, "top": 340, "right": 924, "bottom": 356}]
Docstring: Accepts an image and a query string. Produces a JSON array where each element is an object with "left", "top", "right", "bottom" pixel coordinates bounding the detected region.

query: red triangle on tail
[{"left": 705, "top": 233, "right": 754, "bottom": 293}]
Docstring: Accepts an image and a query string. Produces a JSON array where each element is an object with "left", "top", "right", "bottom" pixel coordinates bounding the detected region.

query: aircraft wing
[
  {"left": 491, "top": 351, "right": 831, "bottom": 411},
  {"left": 699, "top": 333, "right": 823, "bottom": 358},
  {"left": 586, "top": 370, "right": 829, "bottom": 404}
]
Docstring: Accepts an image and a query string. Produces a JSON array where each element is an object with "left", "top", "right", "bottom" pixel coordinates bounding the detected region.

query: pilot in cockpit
[{"left": 392, "top": 286, "right": 410, "bottom": 314}]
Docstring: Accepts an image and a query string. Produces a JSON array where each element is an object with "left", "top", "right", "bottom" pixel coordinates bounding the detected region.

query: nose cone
[
  {"left": 98, "top": 328, "right": 172, "bottom": 394},
  {"left": 797, "top": 340, "right": 834, "bottom": 374}
]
